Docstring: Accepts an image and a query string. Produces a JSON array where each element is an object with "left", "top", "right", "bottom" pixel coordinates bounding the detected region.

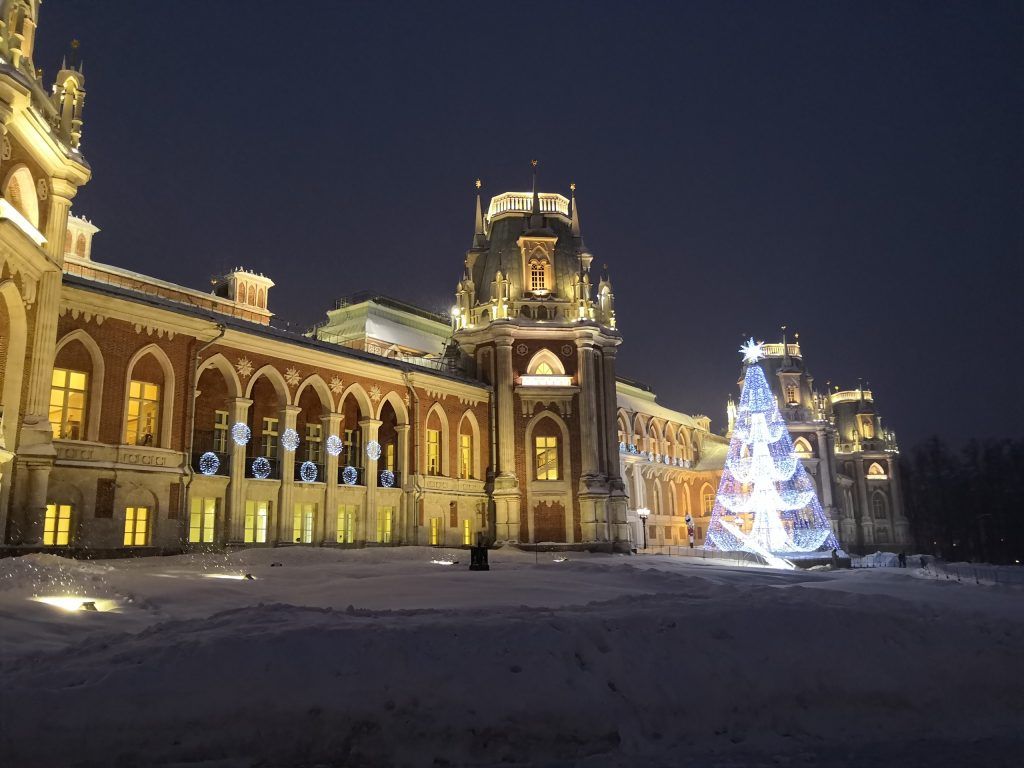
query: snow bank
[{"left": 1, "top": 548, "right": 1021, "bottom": 767}]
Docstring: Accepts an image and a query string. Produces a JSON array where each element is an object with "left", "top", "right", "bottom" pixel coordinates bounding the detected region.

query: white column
[
  {"left": 227, "top": 397, "right": 252, "bottom": 543},
  {"left": 321, "top": 412, "right": 342, "bottom": 543},
  {"left": 360, "top": 418, "right": 382, "bottom": 541},
  {"left": 277, "top": 404, "right": 300, "bottom": 543}
]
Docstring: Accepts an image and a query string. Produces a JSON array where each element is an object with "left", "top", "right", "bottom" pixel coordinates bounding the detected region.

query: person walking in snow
[{"left": 898, "top": 551, "right": 907, "bottom": 568}]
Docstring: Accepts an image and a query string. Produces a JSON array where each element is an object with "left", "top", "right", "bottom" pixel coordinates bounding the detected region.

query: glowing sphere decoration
[
  {"left": 366, "top": 440, "right": 382, "bottom": 461},
  {"left": 325, "top": 434, "right": 343, "bottom": 457},
  {"left": 281, "top": 428, "right": 300, "bottom": 452},
  {"left": 299, "top": 461, "right": 318, "bottom": 483},
  {"left": 379, "top": 469, "right": 395, "bottom": 488},
  {"left": 251, "top": 456, "right": 271, "bottom": 480},
  {"left": 198, "top": 451, "right": 220, "bottom": 476},
  {"left": 231, "top": 422, "right": 251, "bottom": 446},
  {"left": 342, "top": 465, "right": 358, "bottom": 485}
]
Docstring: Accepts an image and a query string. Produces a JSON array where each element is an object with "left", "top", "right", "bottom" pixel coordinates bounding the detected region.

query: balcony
[
  {"left": 192, "top": 451, "right": 230, "bottom": 477},
  {"left": 338, "top": 465, "right": 365, "bottom": 486},
  {"left": 294, "top": 461, "right": 325, "bottom": 483},
  {"left": 245, "top": 456, "right": 280, "bottom": 480},
  {"left": 378, "top": 470, "right": 401, "bottom": 489}
]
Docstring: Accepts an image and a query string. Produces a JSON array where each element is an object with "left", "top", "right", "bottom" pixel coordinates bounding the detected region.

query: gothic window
[
  {"left": 75, "top": 234, "right": 86, "bottom": 258},
  {"left": 872, "top": 493, "right": 888, "bottom": 520},
  {"left": 535, "top": 362, "right": 554, "bottom": 375},
  {"left": 529, "top": 259, "right": 547, "bottom": 292},
  {"left": 236, "top": 282, "right": 245, "bottom": 302},
  {"left": 426, "top": 429, "right": 441, "bottom": 476},
  {"left": 785, "top": 383, "right": 798, "bottom": 405},
  {"left": 50, "top": 367, "right": 88, "bottom": 440},
  {"left": 247, "top": 285, "right": 257, "bottom": 305},
  {"left": 535, "top": 435, "right": 559, "bottom": 480},
  {"left": 867, "top": 462, "right": 887, "bottom": 477},
  {"left": 65, "top": 229, "right": 72, "bottom": 253},
  {"left": 858, "top": 414, "right": 876, "bottom": 439},
  {"left": 792, "top": 437, "right": 813, "bottom": 459},
  {"left": 258, "top": 288, "right": 266, "bottom": 308},
  {"left": 125, "top": 380, "right": 161, "bottom": 446}
]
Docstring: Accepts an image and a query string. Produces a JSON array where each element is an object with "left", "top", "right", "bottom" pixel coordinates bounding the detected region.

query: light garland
[
  {"left": 198, "top": 451, "right": 220, "bottom": 475},
  {"left": 231, "top": 422, "right": 251, "bottom": 446},
  {"left": 705, "top": 353, "right": 838, "bottom": 557},
  {"left": 366, "top": 440, "right": 382, "bottom": 461},
  {"left": 251, "top": 456, "right": 271, "bottom": 480},
  {"left": 379, "top": 469, "right": 395, "bottom": 488},
  {"left": 299, "top": 461, "right": 318, "bottom": 483},
  {"left": 280, "top": 428, "right": 300, "bottom": 452},
  {"left": 342, "top": 465, "right": 358, "bottom": 485},
  {"left": 325, "top": 435, "right": 343, "bottom": 457}
]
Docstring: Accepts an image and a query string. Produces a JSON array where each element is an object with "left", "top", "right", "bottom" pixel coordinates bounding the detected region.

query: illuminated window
[
  {"left": 337, "top": 504, "right": 356, "bottom": 543},
  {"left": 343, "top": 428, "right": 362, "bottom": 467},
  {"left": 123, "top": 507, "right": 150, "bottom": 547},
  {"left": 430, "top": 516, "right": 440, "bottom": 545},
  {"left": 212, "top": 410, "right": 229, "bottom": 453},
  {"left": 244, "top": 500, "right": 268, "bottom": 544},
  {"left": 43, "top": 504, "right": 72, "bottom": 546},
  {"left": 867, "top": 461, "right": 887, "bottom": 478},
  {"left": 293, "top": 503, "right": 315, "bottom": 544},
  {"left": 858, "top": 414, "right": 875, "bottom": 440},
  {"left": 189, "top": 497, "right": 217, "bottom": 544},
  {"left": 261, "top": 417, "right": 279, "bottom": 456},
  {"left": 463, "top": 518, "right": 472, "bottom": 546},
  {"left": 785, "top": 384, "right": 798, "bottom": 405},
  {"left": 793, "top": 437, "right": 813, "bottom": 459},
  {"left": 305, "top": 423, "right": 322, "bottom": 463},
  {"left": 426, "top": 429, "right": 440, "bottom": 475},
  {"left": 459, "top": 433, "right": 473, "bottom": 479},
  {"left": 49, "top": 367, "right": 87, "bottom": 440},
  {"left": 385, "top": 442, "right": 395, "bottom": 472},
  {"left": 529, "top": 259, "right": 547, "bottom": 291},
  {"left": 535, "top": 435, "right": 559, "bottom": 480},
  {"left": 702, "top": 492, "right": 715, "bottom": 515},
  {"left": 125, "top": 380, "right": 160, "bottom": 446},
  {"left": 378, "top": 506, "right": 394, "bottom": 543},
  {"left": 535, "top": 362, "right": 554, "bottom": 375}
]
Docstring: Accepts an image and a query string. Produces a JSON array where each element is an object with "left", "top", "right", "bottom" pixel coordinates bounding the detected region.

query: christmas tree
[{"left": 705, "top": 339, "right": 838, "bottom": 558}]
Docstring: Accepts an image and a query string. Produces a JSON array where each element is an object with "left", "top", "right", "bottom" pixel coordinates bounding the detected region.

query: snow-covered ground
[{"left": 1, "top": 547, "right": 1021, "bottom": 768}]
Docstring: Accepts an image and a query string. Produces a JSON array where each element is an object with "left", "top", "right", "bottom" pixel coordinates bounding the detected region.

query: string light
[
  {"left": 705, "top": 353, "right": 838, "bottom": 556},
  {"left": 366, "top": 440, "right": 382, "bottom": 461},
  {"left": 379, "top": 469, "right": 395, "bottom": 488},
  {"left": 342, "top": 465, "right": 358, "bottom": 485},
  {"left": 299, "top": 461, "right": 318, "bottom": 482},
  {"left": 252, "top": 457, "right": 271, "bottom": 480},
  {"left": 281, "top": 428, "right": 300, "bottom": 452},
  {"left": 231, "top": 423, "right": 251, "bottom": 446},
  {"left": 198, "top": 451, "right": 220, "bottom": 475},
  {"left": 326, "top": 435, "right": 343, "bottom": 457}
]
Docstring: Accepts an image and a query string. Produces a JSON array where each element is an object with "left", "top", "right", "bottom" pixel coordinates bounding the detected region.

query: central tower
[{"left": 453, "top": 164, "right": 629, "bottom": 550}]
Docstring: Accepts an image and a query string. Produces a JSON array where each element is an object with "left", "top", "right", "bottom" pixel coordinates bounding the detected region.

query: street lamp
[{"left": 637, "top": 507, "right": 650, "bottom": 550}]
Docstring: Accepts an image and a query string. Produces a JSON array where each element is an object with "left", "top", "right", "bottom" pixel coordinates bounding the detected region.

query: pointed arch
[
  {"left": 243, "top": 364, "right": 290, "bottom": 404},
  {"left": 294, "top": 373, "right": 334, "bottom": 413},
  {"left": 871, "top": 490, "right": 889, "bottom": 520},
  {"left": 337, "top": 382, "right": 373, "bottom": 419},
  {"left": 793, "top": 436, "right": 814, "bottom": 459},
  {"left": 456, "top": 408, "right": 481, "bottom": 480},
  {"left": 698, "top": 481, "right": 716, "bottom": 516},
  {"left": 375, "top": 389, "right": 409, "bottom": 424},
  {"left": 3, "top": 164, "right": 38, "bottom": 228},
  {"left": 55, "top": 328, "right": 106, "bottom": 442},
  {"left": 867, "top": 461, "right": 887, "bottom": 477},
  {"left": 526, "top": 347, "right": 565, "bottom": 376},
  {"left": 197, "top": 353, "right": 242, "bottom": 400},
  {"left": 525, "top": 409, "right": 572, "bottom": 483},
  {"left": 616, "top": 409, "right": 630, "bottom": 446},
  {"left": 123, "top": 343, "right": 176, "bottom": 449},
  {"left": 424, "top": 401, "right": 451, "bottom": 476}
]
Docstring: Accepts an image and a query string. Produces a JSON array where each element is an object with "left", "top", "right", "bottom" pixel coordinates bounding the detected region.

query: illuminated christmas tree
[{"left": 705, "top": 338, "right": 838, "bottom": 558}]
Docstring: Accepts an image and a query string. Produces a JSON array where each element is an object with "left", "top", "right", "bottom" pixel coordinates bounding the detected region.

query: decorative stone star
[
  {"left": 739, "top": 338, "right": 765, "bottom": 364},
  {"left": 235, "top": 357, "right": 253, "bottom": 379},
  {"left": 330, "top": 376, "right": 344, "bottom": 394},
  {"left": 369, "top": 385, "right": 383, "bottom": 404},
  {"left": 284, "top": 367, "right": 301, "bottom": 387}
]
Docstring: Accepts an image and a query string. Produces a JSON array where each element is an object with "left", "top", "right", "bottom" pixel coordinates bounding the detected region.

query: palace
[{"left": 0, "top": 4, "right": 907, "bottom": 556}]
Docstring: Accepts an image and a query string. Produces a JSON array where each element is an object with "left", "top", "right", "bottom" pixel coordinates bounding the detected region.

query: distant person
[
  {"left": 920, "top": 555, "right": 927, "bottom": 569},
  {"left": 898, "top": 551, "right": 907, "bottom": 568},
  {"left": 831, "top": 548, "right": 839, "bottom": 569}
]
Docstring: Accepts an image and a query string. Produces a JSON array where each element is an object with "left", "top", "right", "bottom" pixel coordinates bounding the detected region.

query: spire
[
  {"left": 570, "top": 182, "right": 581, "bottom": 237},
  {"left": 528, "top": 159, "right": 545, "bottom": 230},
  {"left": 471, "top": 178, "right": 487, "bottom": 249}
]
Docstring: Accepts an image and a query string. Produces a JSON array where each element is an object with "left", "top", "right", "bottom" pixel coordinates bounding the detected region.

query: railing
[
  {"left": 853, "top": 555, "right": 1024, "bottom": 586},
  {"left": 294, "top": 461, "right": 325, "bottom": 482},
  {"left": 338, "top": 465, "right": 365, "bottom": 486},
  {"left": 830, "top": 389, "right": 873, "bottom": 404},
  {"left": 760, "top": 342, "right": 802, "bottom": 359},
  {"left": 245, "top": 456, "right": 280, "bottom": 480},
  {"left": 486, "top": 192, "right": 570, "bottom": 221},
  {"left": 192, "top": 450, "right": 230, "bottom": 477}
]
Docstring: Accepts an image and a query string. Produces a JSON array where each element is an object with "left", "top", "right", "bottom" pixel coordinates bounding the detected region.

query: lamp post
[{"left": 637, "top": 507, "right": 650, "bottom": 550}]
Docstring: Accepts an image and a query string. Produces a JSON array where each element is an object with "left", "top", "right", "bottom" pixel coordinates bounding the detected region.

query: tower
[{"left": 453, "top": 164, "right": 629, "bottom": 550}]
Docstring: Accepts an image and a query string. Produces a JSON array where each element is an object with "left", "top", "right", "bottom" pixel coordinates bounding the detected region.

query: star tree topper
[{"left": 740, "top": 337, "right": 765, "bottom": 364}]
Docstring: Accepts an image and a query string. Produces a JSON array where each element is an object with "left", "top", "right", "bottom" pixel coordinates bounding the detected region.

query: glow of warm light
[
  {"left": 32, "top": 595, "right": 118, "bottom": 612},
  {"left": 430, "top": 559, "right": 456, "bottom": 566},
  {"left": 637, "top": 507, "right": 650, "bottom": 520},
  {"left": 520, "top": 375, "right": 572, "bottom": 387},
  {"left": 201, "top": 573, "right": 253, "bottom": 581}
]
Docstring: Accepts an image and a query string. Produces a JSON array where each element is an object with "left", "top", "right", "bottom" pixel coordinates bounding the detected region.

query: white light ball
[
  {"left": 252, "top": 456, "right": 271, "bottom": 479},
  {"left": 281, "top": 428, "right": 300, "bottom": 452},
  {"left": 299, "top": 461, "right": 318, "bottom": 483},
  {"left": 325, "top": 434, "right": 343, "bottom": 457},
  {"left": 198, "top": 451, "right": 220, "bottom": 475},
  {"left": 342, "top": 465, "right": 358, "bottom": 485},
  {"left": 231, "top": 422, "right": 251, "bottom": 446},
  {"left": 379, "top": 469, "right": 395, "bottom": 488},
  {"left": 366, "top": 440, "right": 382, "bottom": 461}
]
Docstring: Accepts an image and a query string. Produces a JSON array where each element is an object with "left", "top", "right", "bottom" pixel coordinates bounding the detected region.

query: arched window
[
  {"left": 700, "top": 483, "right": 715, "bottom": 515},
  {"left": 236, "top": 282, "right": 245, "bottom": 302},
  {"left": 3, "top": 165, "right": 39, "bottom": 227},
  {"left": 867, "top": 461, "right": 887, "bottom": 478},
  {"left": 525, "top": 348, "right": 565, "bottom": 377},
  {"left": 458, "top": 413, "right": 477, "bottom": 480},
  {"left": 793, "top": 437, "right": 813, "bottom": 458},
  {"left": 785, "top": 383, "right": 798, "bottom": 405},
  {"left": 75, "top": 234, "right": 86, "bottom": 258},
  {"left": 425, "top": 404, "right": 449, "bottom": 477},
  {"left": 247, "top": 285, "right": 256, "bottom": 305},
  {"left": 65, "top": 229, "right": 72, "bottom": 253},
  {"left": 533, "top": 417, "right": 561, "bottom": 481},
  {"left": 123, "top": 346, "right": 174, "bottom": 449},
  {"left": 529, "top": 258, "right": 547, "bottom": 292},
  {"left": 258, "top": 287, "right": 266, "bottom": 308},
  {"left": 872, "top": 492, "right": 888, "bottom": 520}
]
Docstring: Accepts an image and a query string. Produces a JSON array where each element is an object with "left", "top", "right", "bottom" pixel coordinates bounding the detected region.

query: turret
[
  {"left": 51, "top": 40, "right": 86, "bottom": 148},
  {"left": 597, "top": 264, "right": 616, "bottom": 328},
  {"left": 1, "top": 0, "right": 40, "bottom": 71},
  {"left": 211, "top": 267, "right": 275, "bottom": 317}
]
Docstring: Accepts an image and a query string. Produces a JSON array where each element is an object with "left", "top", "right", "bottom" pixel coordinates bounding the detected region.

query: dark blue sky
[{"left": 38, "top": 1, "right": 1022, "bottom": 446}]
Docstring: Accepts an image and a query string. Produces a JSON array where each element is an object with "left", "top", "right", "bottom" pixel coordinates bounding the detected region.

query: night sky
[{"left": 36, "top": 1, "right": 1022, "bottom": 446}]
